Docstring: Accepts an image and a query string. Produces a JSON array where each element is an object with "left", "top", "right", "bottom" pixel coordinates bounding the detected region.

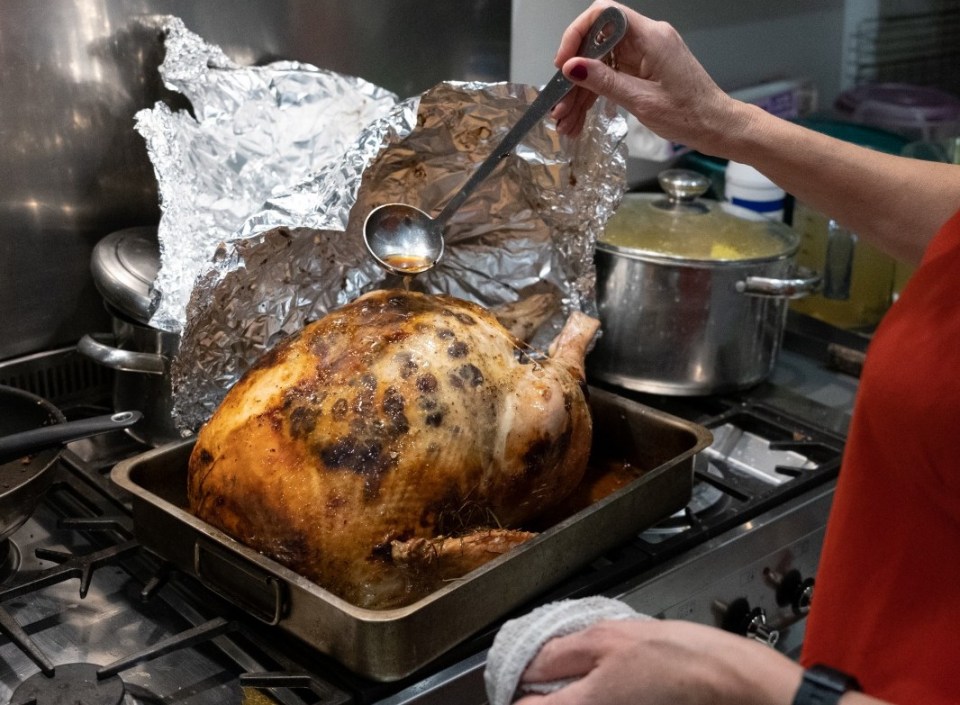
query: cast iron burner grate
[{"left": 12, "top": 663, "right": 124, "bottom": 705}]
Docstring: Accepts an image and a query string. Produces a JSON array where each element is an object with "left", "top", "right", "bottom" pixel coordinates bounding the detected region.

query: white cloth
[{"left": 484, "top": 596, "right": 650, "bottom": 705}]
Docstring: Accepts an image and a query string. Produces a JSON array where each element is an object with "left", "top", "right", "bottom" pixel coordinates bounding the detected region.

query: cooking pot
[
  {"left": 77, "top": 226, "right": 183, "bottom": 446},
  {"left": 587, "top": 170, "right": 820, "bottom": 396}
]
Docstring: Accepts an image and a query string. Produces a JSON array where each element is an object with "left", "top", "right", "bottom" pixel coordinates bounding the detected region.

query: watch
[{"left": 792, "top": 664, "right": 862, "bottom": 705}]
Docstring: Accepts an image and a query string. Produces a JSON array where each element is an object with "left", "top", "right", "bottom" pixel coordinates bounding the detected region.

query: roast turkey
[{"left": 187, "top": 289, "right": 600, "bottom": 609}]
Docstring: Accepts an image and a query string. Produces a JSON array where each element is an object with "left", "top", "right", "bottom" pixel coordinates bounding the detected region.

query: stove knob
[
  {"left": 768, "top": 568, "right": 815, "bottom": 616},
  {"left": 716, "top": 597, "right": 780, "bottom": 647}
]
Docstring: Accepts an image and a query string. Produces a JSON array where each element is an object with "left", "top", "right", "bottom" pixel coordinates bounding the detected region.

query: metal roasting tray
[{"left": 111, "top": 386, "right": 711, "bottom": 681}]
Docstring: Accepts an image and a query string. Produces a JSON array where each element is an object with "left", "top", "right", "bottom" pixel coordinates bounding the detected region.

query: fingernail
[{"left": 570, "top": 64, "right": 588, "bottom": 81}]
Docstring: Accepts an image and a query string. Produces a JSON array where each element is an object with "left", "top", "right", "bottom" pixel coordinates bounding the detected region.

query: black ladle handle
[
  {"left": 433, "top": 6, "right": 627, "bottom": 226},
  {"left": 0, "top": 411, "right": 143, "bottom": 464}
]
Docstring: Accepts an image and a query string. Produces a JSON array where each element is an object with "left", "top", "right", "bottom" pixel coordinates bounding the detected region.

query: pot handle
[
  {"left": 735, "top": 267, "right": 821, "bottom": 299},
  {"left": 77, "top": 334, "right": 166, "bottom": 375}
]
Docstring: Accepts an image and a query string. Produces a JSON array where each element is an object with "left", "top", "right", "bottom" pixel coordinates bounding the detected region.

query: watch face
[
  {"left": 794, "top": 664, "right": 862, "bottom": 705},
  {"left": 807, "top": 664, "right": 861, "bottom": 692}
]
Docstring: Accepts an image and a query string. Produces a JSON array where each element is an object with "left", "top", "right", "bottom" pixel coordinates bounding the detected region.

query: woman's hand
[
  {"left": 513, "top": 618, "right": 802, "bottom": 705},
  {"left": 550, "top": 0, "right": 750, "bottom": 153}
]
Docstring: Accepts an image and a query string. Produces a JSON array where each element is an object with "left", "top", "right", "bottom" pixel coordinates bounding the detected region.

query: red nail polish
[{"left": 570, "top": 64, "right": 588, "bottom": 81}]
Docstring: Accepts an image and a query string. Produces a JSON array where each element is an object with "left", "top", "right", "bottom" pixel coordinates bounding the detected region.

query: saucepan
[
  {"left": 587, "top": 170, "right": 820, "bottom": 395},
  {"left": 0, "top": 384, "right": 141, "bottom": 541},
  {"left": 77, "top": 226, "right": 183, "bottom": 446}
]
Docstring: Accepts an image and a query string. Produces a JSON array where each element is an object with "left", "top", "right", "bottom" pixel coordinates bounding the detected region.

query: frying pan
[{"left": 0, "top": 384, "right": 140, "bottom": 541}]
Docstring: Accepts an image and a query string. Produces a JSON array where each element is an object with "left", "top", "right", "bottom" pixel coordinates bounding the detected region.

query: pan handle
[
  {"left": 735, "top": 267, "right": 821, "bottom": 299},
  {"left": 0, "top": 411, "right": 142, "bottom": 464},
  {"left": 194, "top": 539, "right": 287, "bottom": 625},
  {"left": 77, "top": 334, "right": 166, "bottom": 375}
]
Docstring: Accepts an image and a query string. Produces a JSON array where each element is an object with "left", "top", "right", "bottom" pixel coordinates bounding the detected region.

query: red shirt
[{"left": 801, "top": 207, "right": 960, "bottom": 703}]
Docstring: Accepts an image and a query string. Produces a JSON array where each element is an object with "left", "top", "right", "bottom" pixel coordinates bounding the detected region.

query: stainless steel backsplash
[{"left": 0, "top": 0, "right": 510, "bottom": 361}]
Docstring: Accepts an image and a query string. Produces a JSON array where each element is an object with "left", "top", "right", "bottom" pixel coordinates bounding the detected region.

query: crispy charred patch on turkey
[
  {"left": 416, "top": 373, "right": 438, "bottom": 393},
  {"left": 282, "top": 386, "right": 327, "bottom": 439},
  {"left": 331, "top": 398, "right": 348, "bottom": 420},
  {"left": 522, "top": 425, "right": 573, "bottom": 479},
  {"left": 352, "top": 374, "right": 377, "bottom": 417},
  {"left": 382, "top": 386, "right": 410, "bottom": 435},
  {"left": 457, "top": 363, "right": 484, "bottom": 387},
  {"left": 318, "top": 435, "right": 396, "bottom": 498},
  {"left": 447, "top": 341, "right": 469, "bottom": 358},
  {"left": 309, "top": 337, "right": 330, "bottom": 361},
  {"left": 396, "top": 352, "right": 418, "bottom": 379},
  {"left": 288, "top": 405, "right": 318, "bottom": 438},
  {"left": 447, "top": 362, "right": 484, "bottom": 390}
]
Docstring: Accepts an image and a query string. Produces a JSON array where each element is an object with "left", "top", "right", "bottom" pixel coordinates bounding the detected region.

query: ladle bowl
[{"left": 363, "top": 203, "right": 443, "bottom": 275}]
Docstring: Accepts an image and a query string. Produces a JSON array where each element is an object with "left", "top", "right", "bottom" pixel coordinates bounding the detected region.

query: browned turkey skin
[{"left": 188, "top": 290, "right": 599, "bottom": 609}]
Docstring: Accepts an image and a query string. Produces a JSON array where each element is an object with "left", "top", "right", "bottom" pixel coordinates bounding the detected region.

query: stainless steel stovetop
[{"left": 0, "top": 320, "right": 859, "bottom": 705}]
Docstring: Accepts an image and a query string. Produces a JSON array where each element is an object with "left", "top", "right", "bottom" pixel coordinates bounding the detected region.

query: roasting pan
[{"left": 111, "top": 386, "right": 711, "bottom": 681}]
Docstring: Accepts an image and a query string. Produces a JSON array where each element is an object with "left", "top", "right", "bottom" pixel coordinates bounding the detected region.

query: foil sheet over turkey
[
  {"left": 135, "top": 15, "right": 400, "bottom": 333},
  {"left": 135, "top": 18, "right": 628, "bottom": 434}
]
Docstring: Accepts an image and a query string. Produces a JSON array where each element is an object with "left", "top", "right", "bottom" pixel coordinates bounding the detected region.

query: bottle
[{"left": 724, "top": 161, "right": 786, "bottom": 221}]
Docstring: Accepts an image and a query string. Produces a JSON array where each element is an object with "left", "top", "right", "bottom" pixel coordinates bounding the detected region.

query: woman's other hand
[{"left": 513, "top": 618, "right": 801, "bottom": 705}]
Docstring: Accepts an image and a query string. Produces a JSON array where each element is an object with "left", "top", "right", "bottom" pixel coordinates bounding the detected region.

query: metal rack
[{"left": 847, "top": 2, "right": 960, "bottom": 95}]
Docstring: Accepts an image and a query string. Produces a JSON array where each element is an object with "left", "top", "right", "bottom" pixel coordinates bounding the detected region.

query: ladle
[{"left": 363, "top": 6, "right": 627, "bottom": 275}]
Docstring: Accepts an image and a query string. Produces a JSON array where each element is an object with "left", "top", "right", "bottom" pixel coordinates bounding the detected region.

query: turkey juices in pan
[{"left": 187, "top": 290, "right": 600, "bottom": 609}]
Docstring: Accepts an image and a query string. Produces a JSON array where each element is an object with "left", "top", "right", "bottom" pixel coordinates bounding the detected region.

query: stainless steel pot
[
  {"left": 587, "top": 170, "right": 820, "bottom": 395},
  {"left": 78, "top": 226, "right": 184, "bottom": 446}
]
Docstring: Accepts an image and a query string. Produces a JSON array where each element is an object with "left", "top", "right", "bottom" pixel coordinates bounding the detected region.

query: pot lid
[
  {"left": 90, "top": 226, "right": 160, "bottom": 323},
  {"left": 598, "top": 169, "right": 797, "bottom": 261}
]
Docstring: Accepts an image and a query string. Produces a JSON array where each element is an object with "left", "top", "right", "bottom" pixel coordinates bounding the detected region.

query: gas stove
[{"left": 0, "top": 324, "right": 858, "bottom": 705}]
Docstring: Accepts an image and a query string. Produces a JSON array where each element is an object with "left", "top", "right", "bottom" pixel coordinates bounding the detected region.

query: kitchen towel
[{"left": 484, "top": 596, "right": 650, "bottom": 705}]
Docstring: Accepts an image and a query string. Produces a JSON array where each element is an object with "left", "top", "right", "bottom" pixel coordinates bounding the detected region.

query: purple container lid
[{"left": 835, "top": 83, "right": 960, "bottom": 124}]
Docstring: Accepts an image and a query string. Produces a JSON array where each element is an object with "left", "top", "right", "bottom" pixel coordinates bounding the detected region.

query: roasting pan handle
[{"left": 194, "top": 539, "right": 287, "bottom": 625}]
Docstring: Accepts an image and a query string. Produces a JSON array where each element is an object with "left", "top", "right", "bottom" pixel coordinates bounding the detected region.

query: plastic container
[
  {"left": 724, "top": 161, "right": 786, "bottom": 221},
  {"left": 834, "top": 83, "right": 960, "bottom": 143}
]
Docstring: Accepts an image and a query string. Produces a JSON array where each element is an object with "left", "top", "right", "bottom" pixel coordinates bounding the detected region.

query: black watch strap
[{"left": 792, "top": 664, "right": 862, "bottom": 705}]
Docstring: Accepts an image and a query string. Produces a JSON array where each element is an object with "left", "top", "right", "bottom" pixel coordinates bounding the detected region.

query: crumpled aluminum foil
[
  {"left": 134, "top": 16, "right": 399, "bottom": 332},
  {"left": 141, "top": 22, "right": 628, "bottom": 434}
]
